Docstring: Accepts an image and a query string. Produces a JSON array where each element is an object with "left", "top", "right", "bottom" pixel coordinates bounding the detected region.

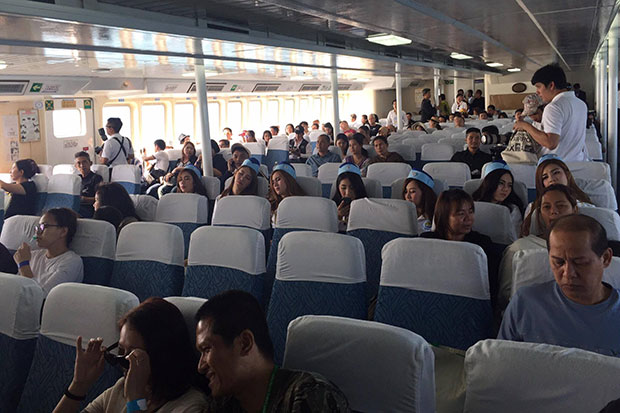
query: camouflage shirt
[{"left": 206, "top": 368, "right": 350, "bottom": 412}]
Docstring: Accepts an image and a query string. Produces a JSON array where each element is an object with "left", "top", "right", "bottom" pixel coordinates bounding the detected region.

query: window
[
  {"left": 299, "top": 99, "right": 310, "bottom": 120},
  {"left": 227, "top": 101, "right": 242, "bottom": 138},
  {"left": 207, "top": 102, "right": 220, "bottom": 139},
  {"left": 53, "top": 109, "right": 86, "bottom": 138},
  {"left": 266, "top": 100, "right": 279, "bottom": 129},
  {"left": 312, "top": 98, "right": 322, "bottom": 122},
  {"left": 141, "top": 104, "right": 166, "bottom": 145},
  {"left": 102, "top": 105, "right": 132, "bottom": 138},
  {"left": 248, "top": 100, "right": 262, "bottom": 133},
  {"left": 174, "top": 103, "right": 195, "bottom": 139},
  {"left": 283, "top": 99, "right": 295, "bottom": 124}
]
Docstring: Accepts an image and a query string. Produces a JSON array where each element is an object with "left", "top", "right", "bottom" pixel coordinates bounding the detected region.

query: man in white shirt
[
  {"left": 99, "top": 117, "right": 134, "bottom": 166},
  {"left": 387, "top": 99, "right": 407, "bottom": 130},
  {"left": 13, "top": 208, "right": 83, "bottom": 295},
  {"left": 350, "top": 114, "right": 362, "bottom": 129},
  {"left": 142, "top": 139, "right": 169, "bottom": 184},
  {"left": 513, "top": 63, "right": 588, "bottom": 161},
  {"left": 451, "top": 94, "right": 468, "bottom": 114}
]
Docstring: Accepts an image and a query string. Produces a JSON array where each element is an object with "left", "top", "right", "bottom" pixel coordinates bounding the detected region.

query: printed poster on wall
[
  {"left": 10, "top": 140, "right": 18, "bottom": 161},
  {"left": 2, "top": 115, "right": 19, "bottom": 162},
  {"left": 19, "top": 109, "right": 40, "bottom": 142}
]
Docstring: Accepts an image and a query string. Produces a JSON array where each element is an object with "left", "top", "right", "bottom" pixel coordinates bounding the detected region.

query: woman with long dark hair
[{"left": 1, "top": 158, "right": 39, "bottom": 218}]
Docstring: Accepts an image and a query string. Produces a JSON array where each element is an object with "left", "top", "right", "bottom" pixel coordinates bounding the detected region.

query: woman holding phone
[{"left": 332, "top": 162, "right": 368, "bottom": 232}]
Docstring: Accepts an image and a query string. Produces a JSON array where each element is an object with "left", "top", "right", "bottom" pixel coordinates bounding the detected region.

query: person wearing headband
[
  {"left": 402, "top": 169, "right": 437, "bottom": 234},
  {"left": 176, "top": 165, "right": 207, "bottom": 196},
  {"left": 268, "top": 161, "right": 306, "bottom": 223},
  {"left": 332, "top": 163, "right": 367, "bottom": 232},
  {"left": 306, "top": 134, "right": 342, "bottom": 177},
  {"left": 220, "top": 158, "right": 259, "bottom": 198}
]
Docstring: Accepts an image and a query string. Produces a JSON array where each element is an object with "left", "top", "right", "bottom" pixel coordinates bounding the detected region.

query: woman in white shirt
[
  {"left": 401, "top": 169, "right": 437, "bottom": 234},
  {"left": 13, "top": 207, "right": 83, "bottom": 295}
]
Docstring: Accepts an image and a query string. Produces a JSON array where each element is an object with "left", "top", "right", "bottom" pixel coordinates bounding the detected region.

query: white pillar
[
  {"left": 601, "top": 49, "right": 609, "bottom": 156},
  {"left": 595, "top": 60, "right": 600, "bottom": 117},
  {"left": 608, "top": 28, "right": 618, "bottom": 190},
  {"left": 330, "top": 54, "right": 340, "bottom": 135},
  {"left": 433, "top": 68, "right": 441, "bottom": 109},
  {"left": 194, "top": 40, "right": 213, "bottom": 177},
  {"left": 395, "top": 62, "right": 403, "bottom": 130}
]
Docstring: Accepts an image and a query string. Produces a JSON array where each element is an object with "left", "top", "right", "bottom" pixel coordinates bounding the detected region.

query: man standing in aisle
[
  {"left": 420, "top": 88, "right": 435, "bottom": 123},
  {"left": 387, "top": 99, "right": 407, "bottom": 130}
]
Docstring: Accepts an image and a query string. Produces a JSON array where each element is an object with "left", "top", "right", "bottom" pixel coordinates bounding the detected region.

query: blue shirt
[
  {"left": 499, "top": 281, "right": 620, "bottom": 357},
  {"left": 306, "top": 152, "right": 342, "bottom": 177}
]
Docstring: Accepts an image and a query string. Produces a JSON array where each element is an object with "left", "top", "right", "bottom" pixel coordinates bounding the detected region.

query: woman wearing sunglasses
[
  {"left": 13, "top": 207, "right": 83, "bottom": 296},
  {"left": 54, "top": 297, "right": 208, "bottom": 412}
]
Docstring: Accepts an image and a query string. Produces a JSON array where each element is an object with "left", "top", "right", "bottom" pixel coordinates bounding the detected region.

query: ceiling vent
[
  {"left": 187, "top": 82, "right": 227, "bottom": 93},
  {"left": 0, "top": 80, "right": 28, "bottom": 95},
  {"left": 299, "top": 84, "right": 321, "bottom": 92},
  {"left": 253, "top": 83, "right": 280, "bottom": 92},
  {"left": 338, "top": 84, "right": 352, "bottom": 91}
]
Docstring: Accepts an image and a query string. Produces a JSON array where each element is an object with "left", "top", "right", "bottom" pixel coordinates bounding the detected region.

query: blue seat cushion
[
  {"left": 118, "top": 182, "right": 140, "bottom": 195},
  {"left": 264, "top": 150, "right": 289, "bottom": 173},
  {"left": 183, "top": 266, "right": 263, "bottom": 301},
  {"left": 36, "top": 193, "right": 47, "bottom": 215},
  {"left": 17, "top": 336, "right": 121, "bottom": 412},
  {"left": 82, "top": 257, "right": 114, "bottom": 287},
  {"left": 44, "top": 194, "right": 80, "bottom": 213},
  {"left": 172, "top": 222, "right": 203, "bottom": 259},
  {"left": 267, "top": 280, "right": 366, "bottom": 363},
  {"left": 0, "top": 335, "right": 36, "bottom": 412},
  {"left": 374, "top": 286, "right": 493, "bottom": 351},
  {"left": 110, "top": 261, "right": 184, "bottom": 302}
]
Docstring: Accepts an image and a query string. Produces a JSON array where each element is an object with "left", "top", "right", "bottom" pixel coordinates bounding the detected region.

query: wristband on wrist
[
  {"left": 18, "top": 260, "right": 29, "bottom": 269},
  {"left": 64, "top": 388, "right": 86, "bottom": 401},
  {"left": 127, "top": 398, "right": 148, "bottom": 412}
]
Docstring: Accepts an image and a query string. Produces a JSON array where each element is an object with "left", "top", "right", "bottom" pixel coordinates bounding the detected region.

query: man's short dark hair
[
  {"left": 107, "top": 117, "right": 122, "bottom": 133},
  {"left": 466, "top": 127, "right": 481, "bottom": 136},
  {"left": 270, "top": 125, "right": 279, "bottom": 134},
  {"left": 548, "top": 214, "right": 609, "bottom": 257},
  {"left": 230, "top": 143, "right": 250, "bottom": 156},
  {"left": 223, "top": 127, "right": 232, "bottom": 134},
  {"left": 406, "top": 112, "right": 412, "bottom": 116},
  {"left": 422, "top": 88, "right": 431, "bottom": 95},
  {"left": 531, "top": 63, "right": 567, "bottom": 90},
  {"left": 453, "top": 112, "right": 463, "bottom": 118},
  {"left": 154, "top": 139, "right": 166, "bottom": 150},
  {"left": 218, "top": 139, "right": 230, "bottom": 148},
  {"left": 196, "top": 290, "right": 274, "bottom": 359},
  {"left": 74, "top": 151, "right": 90, "bottom": 161},
  {"left": 487, "top": 105, "right": 496, "bottom": 110},
  {"left": 46, "top": 208, "right": 78, "bottom": 246},
  {"left": 574, "top": 83, "right": 581, "bottom": 89},
  {"left": 373, "top": 135, "right": 388, "bottom": 144}
]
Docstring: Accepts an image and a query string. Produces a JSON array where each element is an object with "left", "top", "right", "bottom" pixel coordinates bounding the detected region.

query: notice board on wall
[{"left": 19, "top": 109, "right": 41, "bottom": 142}]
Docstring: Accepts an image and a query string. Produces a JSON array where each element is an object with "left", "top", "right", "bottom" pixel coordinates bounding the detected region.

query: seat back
[
  {"left": 423, "top": 162, "right": 471, "bottom": 187},
  {"left": 111, "top": 222, "right": 185, "bottom": 301},
  {"left": 347, "top": 198, "right": 418, "bottom": 299},
  {"left": 43, "top": 174, "right": 81, "bottom": 212},
  {"left": 184, "top": 226, "right": 265, "bottom": 300},
  {"left": 212, "top": 195, "right": 271, "bottom": 231},
  {"left": 264, "top": 137, "right": 289, "bottom": 172},
  {"left": 70, "top": 219, "right": 116, "bottom": 286},
  {"left": 129, "top": 194, "right": 158, "bottom": 221},
  {"left": 0, "top": 215, "right": 40, "bottom": 254},
  {"left": 52, "top": 164, "right": 77, "bottom": 175},
  {"left": 389, "top": 144, "right": 417, "bottom": 161},
  {"left": 37, "top": 164, "right": 53, "bottom": 178},
  {"left": 587, "top": 140, "right": 603, "bottom": 160},
  {"left": 32, "top": 174, "right": 49, "bottom": 215},
  {"left": 0, "top": 274, "right": 45, "bottom": 412},
  {"left": 375, "top": 238, "right": 492, "bottom": 350},
  {"left": 164, "top": 296, "right": 207, "bottom": 346},
  {"left": 575, "top": 178, "right": 618, "bottom": 210},
  {"left": 566, "top": 161, "right": 611, "bottom": 182},
  {"left": 267, "top": 231, "right": 366, "bottom": 363},
  {"left": 366, "top": 162, "right": 412, "bottom": 197},
  {"left": 17, "top": 283, "right": 138, "bottom": 412},
  {"left": 464, "top": 339, "right": 620, "bottom": 413},
  {"left": 284, "top": 315, "right": 435, "bottom": 413},
  {"left": 317, "top": 162, "right": 341, "bottom": 197},
  {"left": 164, "top": 149, "right": 182, "bottom": 162},
  {"left": 421, "top": 143, "right": 454, "bottom": 161},
  {"left": 472, "top": 202, "right": 517, "bottom": 245},
  {"left": 296, "top": 176, "right": 322, "bottom": 197},
  {"left": 579, "top": 206, "right": 620, "bottom": 241},
  {"left": 201, "top": 176, "right": 221, "bottom": 201},
  {"left": 90, "top": 164, "right": 110, "bottom": 183},
  {"left": 292, "top": 163, "right": 312, "bottom": 177},
  {"left": 110, "top": 164, "right": 141, "bottom": 194},
  {"left": 244, "top": 142, "right": 266, "bottom": 163},
  {"left": 156, "top": 193, "right": 209, "bottom": 256}
]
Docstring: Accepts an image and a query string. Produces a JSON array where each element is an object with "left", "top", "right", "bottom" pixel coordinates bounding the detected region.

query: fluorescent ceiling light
[
  {"left": 486, "top": 62, "right": 504, "bottom": 67},
  {"left": 507, "top": 67, "right": 521, "bottom": 72},
  {"left": 290, "top": 75, "right": 313, "bottom": 81},
  {"left": 450, "top": 52, "right": 473, "bottom": 60},
  {"left": 0, "top": 61, "right": 8, "bottom": 70},
  {"left": 355, "top": 78, "right": 371, "bottom": 82},
  {"left": 367, "top": 33, "right": 412, "bottom": 46},
  {"left": 182, "top": 71, "right": 219, "bottom": 77}
]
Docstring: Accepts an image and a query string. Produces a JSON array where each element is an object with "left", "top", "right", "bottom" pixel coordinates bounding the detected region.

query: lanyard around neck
[{"left": 261, "top": 366, "right": 279, "bottom": 413}]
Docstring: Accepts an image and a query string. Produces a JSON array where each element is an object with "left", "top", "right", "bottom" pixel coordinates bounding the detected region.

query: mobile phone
[{"left": 342, "top": 197, "right": 352, "bottom": 207}]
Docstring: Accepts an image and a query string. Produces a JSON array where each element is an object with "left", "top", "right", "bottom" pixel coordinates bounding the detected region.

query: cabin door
[{"left": 44, "top": 98, "right": 95, "bottom": 165}]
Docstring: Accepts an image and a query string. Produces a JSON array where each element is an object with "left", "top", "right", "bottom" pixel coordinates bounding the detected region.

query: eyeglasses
[
  {"left": 104, "top": 342, "right": 130, "bottom": 370},
  {"left": 36, "top": 223, "right": 61, "bottom": 233}
]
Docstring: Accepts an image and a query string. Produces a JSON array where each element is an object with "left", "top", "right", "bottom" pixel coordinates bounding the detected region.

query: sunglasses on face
[
  {"left": 104, "top": 342, "right": 130, "bottom": 370},
  {"left": 36, "top": 223, "right": 61, "bottom": 233}
]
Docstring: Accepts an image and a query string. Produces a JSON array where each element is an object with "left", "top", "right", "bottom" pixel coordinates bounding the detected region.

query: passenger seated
[
  {"left": 0, "top": 158, "right": 39, "bottom": 219},
  {"left": 452, "top": 113, "right": 466, "bottom": 128},
  {"left": 289, "top": 126, "right": 310, "bottom": 163},
  {"left": 498, "top": 184, "right": 578, "bottom": 308},
  {"left": 411, "top": 122, "right": 428, "bottom": 133},
  {"left": 450, "top": 127, "right": 493, "bottom": 179},
  {"left": 219, "top": 139, "right": 230, "bottom": 149},
  {"left": 13, "top": 208, "right": 83, "bottom": 295},
  {"left": 332, "top": 163, "right": 368, "bottom": 233},
  {"left": 93, "top": 206, "right": 124, "bottom": 237},
  {"left": 306, "top": 134, "right": 342, "bottom": 177},
  {"left": 498, "top": 215, "right": 620, "bottom": 357},
  {"left": 357, "top": 126, "right": 371, "bottom": 145},
  {"left": 141, "top": 139, "right": 169, "bottom": 187},
  {"left": 220, "top": 158, "right": 259, "bottom": 198},
  {"left": 196, "top": 140, "right": 227, "bottom": 179},
  {"left": 344, "top": 134, "right": 370, "bottom": 177},
  {"left": 402, "top": 169, "right": 437, "bottom": 234},
  {"left": 268, "top": 162, "right": 305, "bottom": 223},
  {"left": 221, "top": 143, "right": 250, "bottom": 186},
  {"left": 429, "top": 118, "right": 442, "bottom": 130},
  {"left": 472, "top": 161, "right": 524, "bottom": 235},
  {"left": 94, "top": 183, "right": 140, "bottom": 233},
  {"left": 196, "top": 290, "right": 350, "bottom": 412},
  {"left": 152, "top": 140, "right": 199, "bottom": 199},
  {"left": 335, "top": 133, "right": 349, "bottom": 159},
  {"left": 54, "top": 298, "right": 207, "bottom": 412},
  {"left": 421, "top": 189, "right": 502, "bottom": 306},
  {"left": 74, "top": 151, "right": 103, "bottom": 218},
  {"left": 369, "top": 135, "right": 405, "bottom": 164},
  {"left": 176, "top": 165, "right": 207, "bottom": 196}
]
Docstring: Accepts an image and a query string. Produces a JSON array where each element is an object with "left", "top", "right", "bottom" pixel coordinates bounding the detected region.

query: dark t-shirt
[
  {"left": 420, "top": 98, "right": 435, "bottom": 122},
  {"left": 5, "top": 181, "right": 37, "bottom": 219},
  {"left": 450, "top": 149, "right": 493, "bottom": 179},
  {"left": 80, "top": 172, "right": 103, "bottom": 199},
  {"left": 213, "top": 153, "right": 227, "bottom": 176},
  {"left": 0, "top": 242, "right": 17, "bottom": 274},
  {"left": 368, "top": 124, "right": 381, "bottom": 137}
]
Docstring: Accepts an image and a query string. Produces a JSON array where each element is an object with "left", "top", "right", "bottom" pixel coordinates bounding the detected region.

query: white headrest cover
[
  {"left": 566, "top": 161, "right": 611, "bottom": 182},
  {"left": 244, "top": 142, "right": 266, "bottom": 155},
  {"left": 472, "top": 202, "right": 516, "bottom": 245},
  {"left": 579, "top": 206, "right": 620, "bottom": 241},
  {"left": 284, "top": 315, "right": 435, "bottom": 412},
  {"left": 575, "top": 178, "right": 617, "bottom": 210},
  {"left": 212, "top": 195, "right": 271, "bottom": 231},
  {"left": 32, "top": 174, "right": 49, "bottom": 192},
  {"left": 116, "top": 222, "right": 184, "bottom": 266},
  {"left": 267, "top": 136, "right": 289, "bottom": 150},
  {"left": 276, "top": 231, "right": 365, "bottom": 283},
  {"left": 0, "top": 273, "right": 45, "bottom": 339},
  {"left": 188, "top": 226, "right": 265, "bottom": 274},
  {"left": 70, "top": 219, "right": 116, "bottom": 259},
  {"left": 129, "top": 194, "right": 158, "bottom": 221},
  {"left": 201, "top": 176, "right": 221, "bottom": 200},
  {"left": 275, "top": 196, "right": 338, "bottom": 232},
  {"left": 156, "top": 193, "right": 209, "bottom": 224},
  {"left": 52, "top": 164, "right": 77, "bottom": 175},
  {"left": 111, "top": 164, "right": 141, "bottom": 183},
  {"left": 40, "top": 283, "right": 139, "bottom": 347},
  {"left": 47, "top": 174, "right": 81, "bottom": 195},
  {"left": 381, "top": 238, "right": 489, "bottom": 300},
  {"left": 164, "top": 296, "right": 207, "bottom": 337},
  {"left": 464, "top": 339, "right": 620, "bottom": 413},
  {"left": 296, "top": 176, "right": 322, "bottom": 197},
  {"left": 0, "top": 215, "right": 41, "bottom": 251},
  {"left": 91, "top": 165, "right": 110, "bottom": 183},
  {"left": 308, "top": 130, "right": 323, "bottom": 142},
  {"left": 347, "top": 198, "right": 418, "bottom": 235},
  {"left": 366, "top": 163, "right": 412, "bottom": 186},
  {"left": 317, "top": 163, "right": 341, "bottom": 183}
]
